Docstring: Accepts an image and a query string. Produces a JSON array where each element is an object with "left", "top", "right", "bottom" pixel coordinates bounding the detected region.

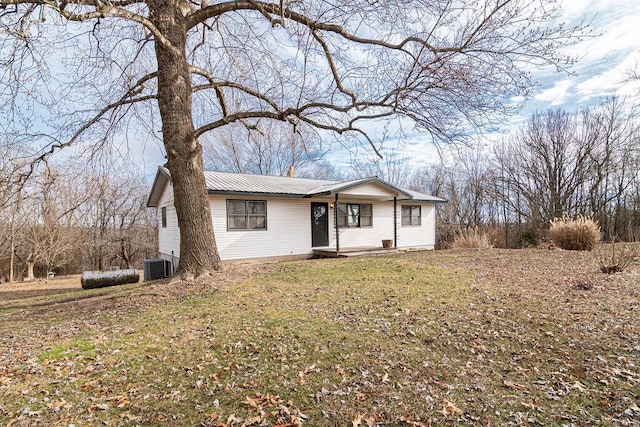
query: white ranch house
[{"left": 147, "top": 167, "right": 444, "bottom": 265}]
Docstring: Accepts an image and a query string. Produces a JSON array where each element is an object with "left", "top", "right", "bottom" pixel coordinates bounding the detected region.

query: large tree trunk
[
  {"left": 26, "top": 258, "right": 35, "bottom": 282},
  {"left": 9, "top": 223, "right": 15, "bottom": 283},
  {"left": 120, "top": 238, "right": 133, "bottom": 270},
  {"left": 150, "top": 1, "right": 221, "bottom": 274}
]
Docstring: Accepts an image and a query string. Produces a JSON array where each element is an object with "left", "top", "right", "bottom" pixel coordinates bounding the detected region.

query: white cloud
[
  {"left": 533, "top": 79, "right": 575, "bottom": 105},
  {"left": 575, "top": 51, "right": 640, "bottom": 100},
  {"left": 560, "top": 0, "right": 640, "bottom": 64},
  {"left": 391, "top": 1, "right": 640, "bottom": 173},
  {"left": 526, "top": 1, "right": 640, "bottom": 110},
  {"left": 329, "top": 1, "right": 640, "bottom": 174},
  {"left": 399, "top": 135, "right": 441, "bottom": 168}
]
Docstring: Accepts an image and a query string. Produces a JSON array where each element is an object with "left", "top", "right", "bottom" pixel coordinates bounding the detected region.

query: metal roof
[
  {"left": 398, "top": 188, "right": 447, "bottom": 203},
  {"left": 147, "top": 166, "right": 445, "bottom": 206},
  {"left": 203, "top": 171, "right": 417, "bottom": 198},
  {"left": 203, "top": 170, "right": 340, "bottom": 196}
]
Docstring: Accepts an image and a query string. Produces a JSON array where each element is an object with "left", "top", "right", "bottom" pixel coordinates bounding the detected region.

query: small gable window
[
  {"left": 337, "top": 203, "right": 372, "bottom": 228},
  {"left": 401, "top": 205, "right": 421, "bottom": 226},
  {"left": 161, "top": 206, "right": 167, "bottom": 228},
  {"left": 227, "top": 200, "right": 267, "bottom": 231}
]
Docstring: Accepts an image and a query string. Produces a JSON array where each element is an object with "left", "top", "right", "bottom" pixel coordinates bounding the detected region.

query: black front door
[{"left": 311, "top": 202, "right": 329, "bottom": 247}]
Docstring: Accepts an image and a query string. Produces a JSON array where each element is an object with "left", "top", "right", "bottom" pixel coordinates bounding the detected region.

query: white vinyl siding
[
  {"left": 212, "top": 196, "right": 313, "bottom": 260},
  {"left": 339, "top": 182, "right": 398, "bottom": 198},
  {"left": 157, "top": 181, "right": 181, "bottom": 258},
  {"left": 330, "top": 199, "right": 394, "bottom": 248},
  {"left": 396, "top": 202, "right": 436, "bottom": 248},
  {"left": 158, "top": 191, "right": 437, "bottom": 262}
]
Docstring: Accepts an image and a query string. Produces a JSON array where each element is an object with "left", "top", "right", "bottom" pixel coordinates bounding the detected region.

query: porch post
[
  {"left": 334, "top": 193, "right": 340, "bottom": 256},
  {"left": 393, "top": 197, "right": 398, "bottom": 248}
]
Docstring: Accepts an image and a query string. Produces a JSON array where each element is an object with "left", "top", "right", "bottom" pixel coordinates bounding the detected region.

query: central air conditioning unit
[{"left": 143, "top": 258, "right": 173, "bottom": 281}]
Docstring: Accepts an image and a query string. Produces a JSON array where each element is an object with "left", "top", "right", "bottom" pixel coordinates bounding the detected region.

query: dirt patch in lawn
[
  {"left": 0, "top": 275, "right": 83, "bottom": 300},
  {"left": 0, "top": 249, "right": 638, "bottom": 426}
]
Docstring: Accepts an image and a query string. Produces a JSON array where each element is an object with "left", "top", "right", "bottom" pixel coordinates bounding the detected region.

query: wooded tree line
[
  {"left": 3, "top": 96, "right": 637, "bottom": 281},
  {"left": 410, "top": 98, "right": 640, "bottom": 247},
  {"left": 0, "top": 0, "right": 588, "bottom": 275},
  {"left": 0, "top": 152, "right": 155, "bottom": 282},
  {"left": 196, "top": 96, "right": 640, "bottom": 248}
]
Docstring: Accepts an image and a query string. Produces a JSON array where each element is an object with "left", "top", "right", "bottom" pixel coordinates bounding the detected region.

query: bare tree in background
[
  {"left": 0, "top": 140, "right": 26, "bottom": 210},
  {"left": 14, "top": 163, "right": 84, "bottom": 280},
  {"left": 0, "top": 155, "right": 156, "bottom": 280},
  {"left": 351, "top": 149, "right": 413, "bottom": 187},
  {"left": 1, "top": 0, "right": 588, "bottom": 276},
  {"left": 77, "top": 156, "right": 157, "bottom": 271},
  {"left": 583, "top": 98, "right": 639, "bottom": 240},
  {"left": 298, "top": 160, "right": 346, "bottom": 181},
  {"left": 492, "top": 101, "right": 640, "bottom": 233},
  {"left": 410, "top": 98, "right": 640, "bottom": 248},
  {"left": 493, "top": 109, "right": 599, "bottom": 227},
  {"left": 0, "top": 140, "right": 30, "bottom": 282},
  {"left": 411, "top": 143, "right": 492, "bottom": 227},
  {"left": 202, "top": 121, "right": 327, "bottom": 176}
]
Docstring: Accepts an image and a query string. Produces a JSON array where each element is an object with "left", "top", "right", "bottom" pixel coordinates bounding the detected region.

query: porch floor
[{"left": 312, "top": 246, "right": 398, "bottom": 258}]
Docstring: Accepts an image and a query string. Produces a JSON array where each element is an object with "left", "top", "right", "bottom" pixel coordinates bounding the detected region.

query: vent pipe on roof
[{"left": 287, "top": 165, "right": 296, "bottom": 178}]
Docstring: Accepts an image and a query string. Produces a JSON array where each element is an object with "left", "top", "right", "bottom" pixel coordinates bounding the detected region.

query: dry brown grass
[
  {"left": 450, "top": 227, "right": 492, "bottom": 249},
  {"left": 549, "top": 214, "right": 600, "bottom": 251},
  {"left": 0, "top": 250, "right": 639, "bottom": 426}
]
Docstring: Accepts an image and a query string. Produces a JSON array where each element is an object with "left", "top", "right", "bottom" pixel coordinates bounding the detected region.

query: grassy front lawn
[{"left": 0, "top": 249, "right": 639, "bottom": 426}]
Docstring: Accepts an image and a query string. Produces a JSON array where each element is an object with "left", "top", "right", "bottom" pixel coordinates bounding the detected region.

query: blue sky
[
  {"left": 134, "top": 0, "right": 640, "bottom": 179},
  {"left": 525, "top": 1, "right": 640, "bottom": 112},
  {"left": 386, "top": 0, "right": 640, "bottom": 171}
]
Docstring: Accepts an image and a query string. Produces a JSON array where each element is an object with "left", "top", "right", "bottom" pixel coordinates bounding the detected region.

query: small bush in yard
[
  {"left": 548, "top": 214, "right": 600, "bottom": 251},
  {"left": 598, "top": 240, "right": 639, "bottom": 274},
  {"left": 451, "top": 227, "right": 492, "bottom": 249},
  {"left": 436, "top": 223, "right": 457, "bottom": 249}
]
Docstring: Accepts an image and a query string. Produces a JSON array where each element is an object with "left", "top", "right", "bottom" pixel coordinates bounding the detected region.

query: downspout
[
  {"left": 334, "top": 193, "right": 340, "bottom": 256},
  {"left": 393, "top": 197, "right": 398, "bottom": 248}
]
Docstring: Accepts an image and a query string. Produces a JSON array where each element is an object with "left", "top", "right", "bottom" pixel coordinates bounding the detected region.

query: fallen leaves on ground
[{"left": 1, "top": 249, "right": 639, "bottom": 425}]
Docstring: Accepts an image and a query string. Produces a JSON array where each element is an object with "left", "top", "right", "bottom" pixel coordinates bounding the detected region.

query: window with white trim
[
  {"left": 227, "top": 200, "right": 267, "bottom": 230},
  {"left": 401, "top": 205, "right": 421, "bottom": 226},
  {"left": 337, "top": 203, "right": 372, "bottom": 228},
  {"left": 161, "top": 206, "right": 167, "bottom": 228}
]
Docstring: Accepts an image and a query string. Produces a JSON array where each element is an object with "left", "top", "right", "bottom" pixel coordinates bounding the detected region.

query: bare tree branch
[
  {"left": 0, "top": 0, "right": 592, "bottom": 274},
  {"left": 25, "top": 94, "right": 156, "bottom": 181},
  {"left": 1, "top": 0, "right": 174, "bottom": 50},
  {"left": 187, "top": 1, "right": 439, "bottom": 54}
]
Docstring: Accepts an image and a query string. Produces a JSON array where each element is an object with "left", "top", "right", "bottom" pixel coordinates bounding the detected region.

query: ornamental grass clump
[
  {"left": 451, "top": 227, "right": 492, "bottom": 249},
  {"left": 548, "top": 214, "right": 600, "bottom": 251}
]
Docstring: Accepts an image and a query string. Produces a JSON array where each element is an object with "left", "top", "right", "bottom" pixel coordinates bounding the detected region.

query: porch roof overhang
[
  {"left": 394, "top": 188, "right": 447, "bottom": 203},
  {"left": 308, "top": 177, "right": 413, "bottom": 200}
]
